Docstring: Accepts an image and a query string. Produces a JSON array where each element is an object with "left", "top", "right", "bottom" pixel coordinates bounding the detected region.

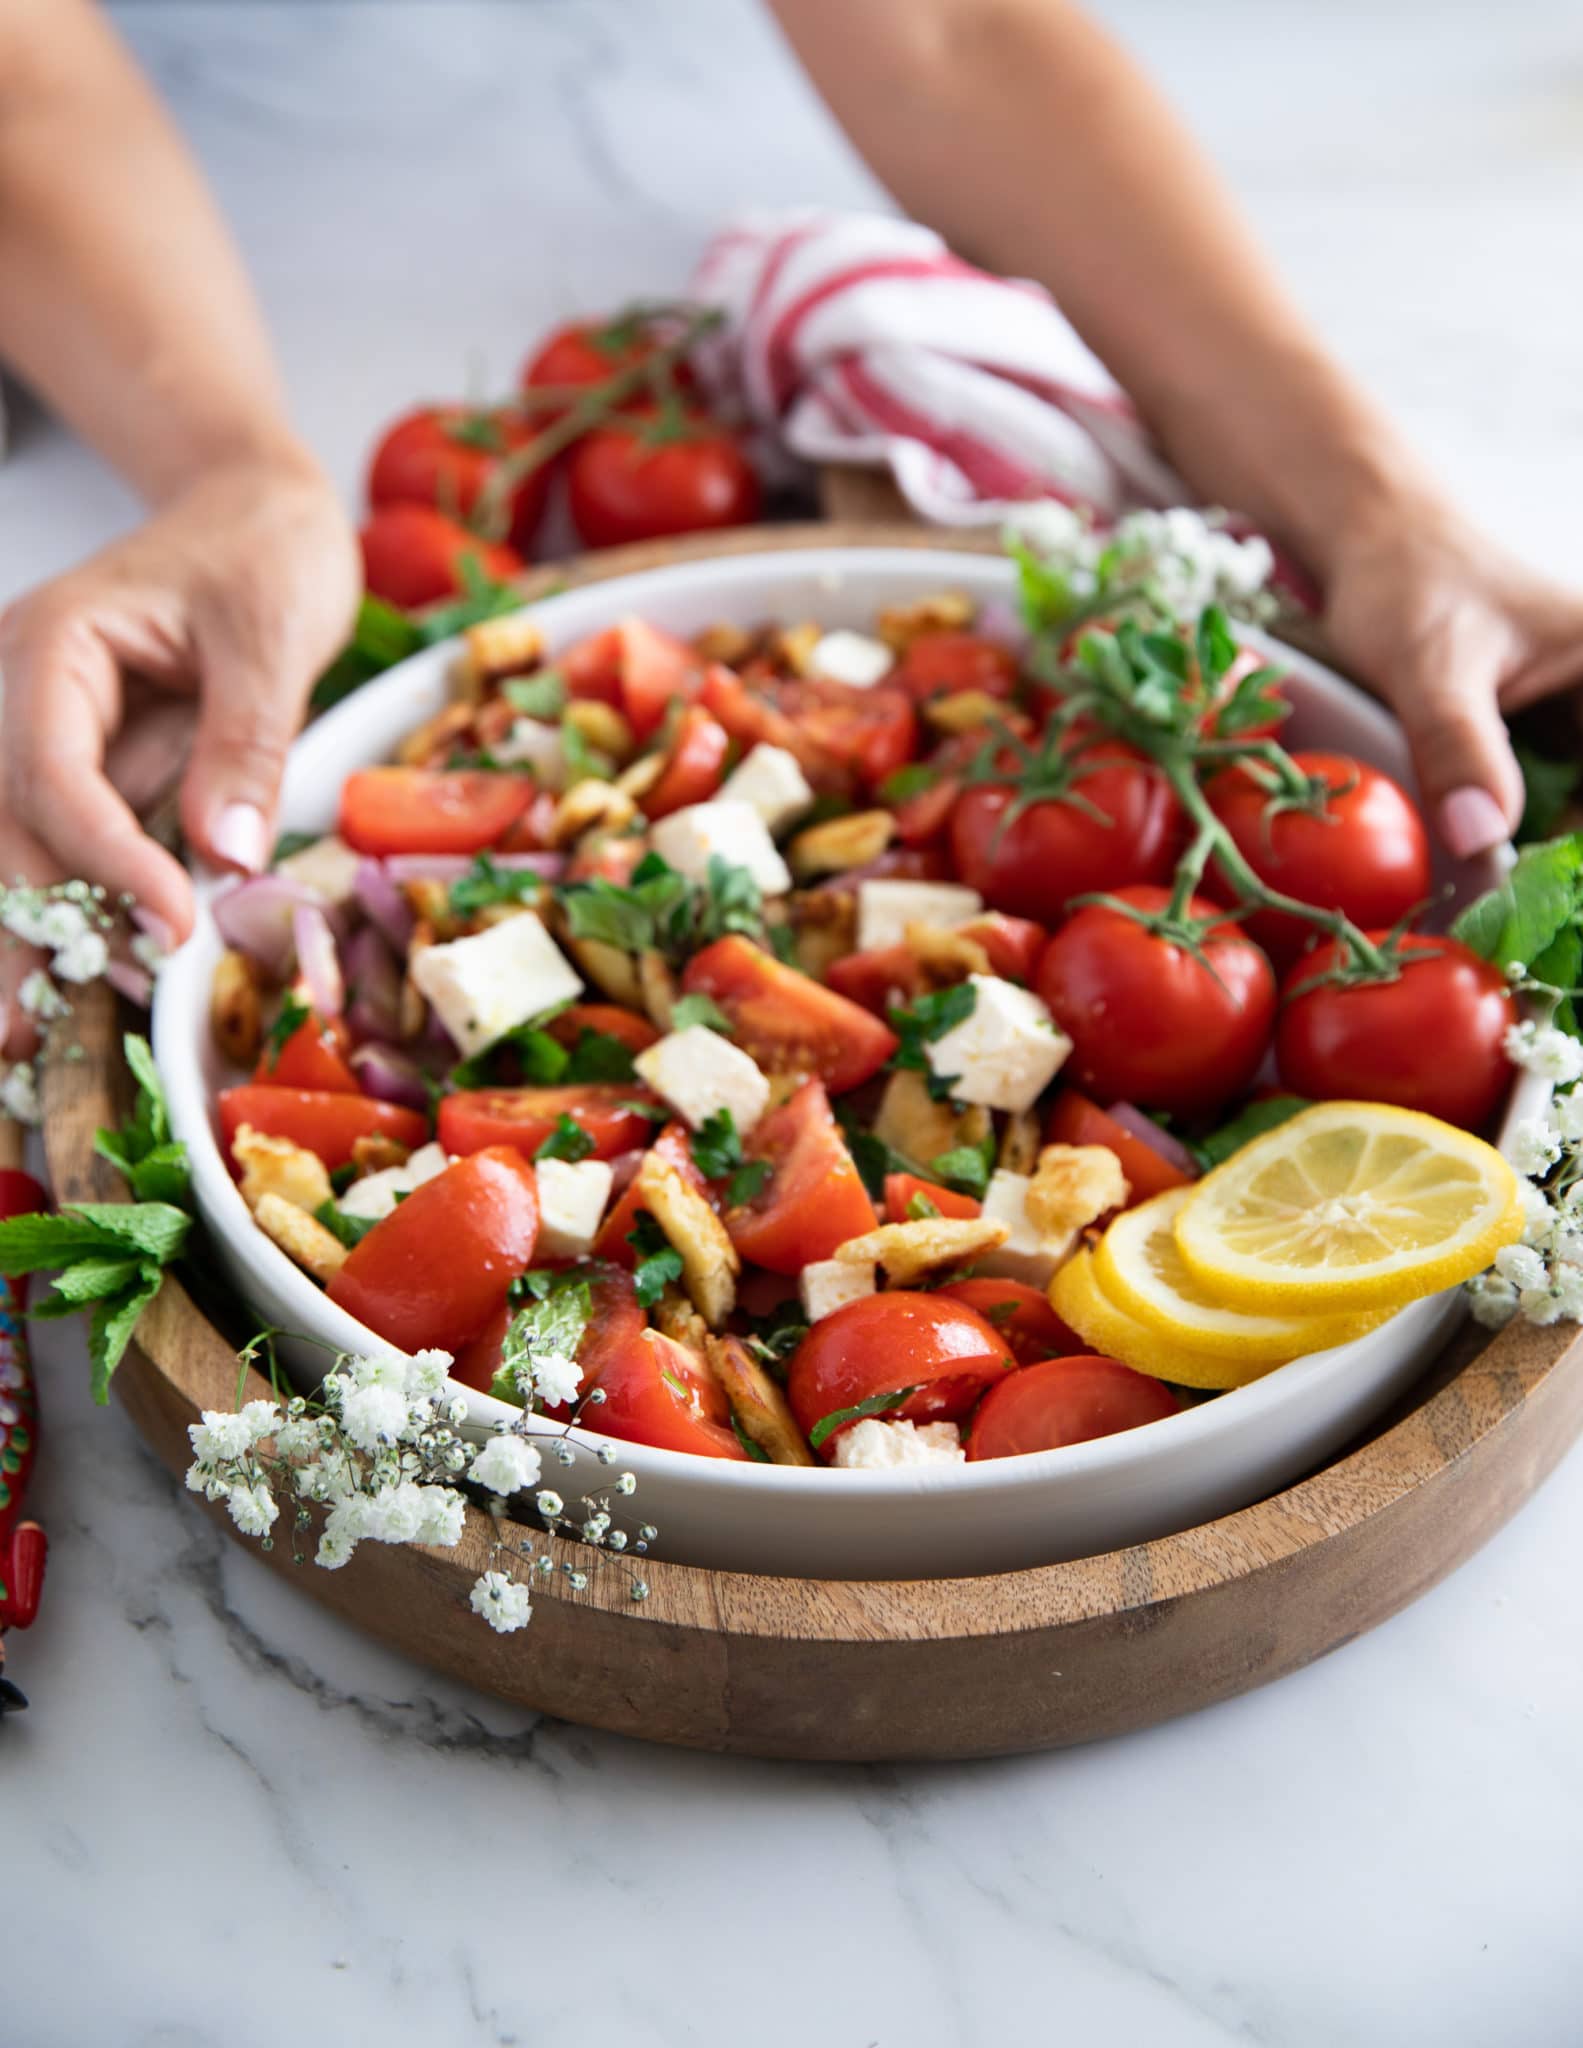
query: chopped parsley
[
  {"left": 447, "top": 854, "right": 541, "bottom": 917},
  {"left": 669, "top": 991, "right": 731, "bottom": 1034},
  {"left": 627, "top": 1212, "right": 684, "bottom": 1307},
  {"left": 558, "top": 851, "right": 775, "bottom": 965},
  {"left": 889, "top": 981, "right": 977, "bottom": 1098},
  {"left": 489, "top": 1270, "right": 594, "bottom": 1408},
  {"left": 503, "top": 670, "right": 568, "bottom": 720},
  {"left": 930, "top": 1132, "right": 996, "bottom": 1199},
  {"left": 313, "top": 1199, "right": 379, "bottom": 1250},
  {"left": 533, "top": 1113, "right": 596, "bottom": 1164},
  {"left": 808, "top": 1385, "right": 921, "bottom": 1452},
  {"left": 263, "top": 992, "right": 310, "bottom": 1070}
]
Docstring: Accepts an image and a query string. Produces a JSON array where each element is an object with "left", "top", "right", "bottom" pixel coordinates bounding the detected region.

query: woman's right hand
[{"left": 0, "top": 445, "right": 360, "bottom": 1054}]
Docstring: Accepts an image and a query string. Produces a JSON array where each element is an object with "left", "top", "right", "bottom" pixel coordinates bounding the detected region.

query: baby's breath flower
[
  {"left": 17, "top": 970, "right": 67, "bottom": 1020},
  {"left": 189, "top": 1409, "right": 256, "bottom": 1462},
  {"left": 553, "top": 1442, "right": 575, "bottom": 1466},
  {"left": 614, "top": 1472, "right": 637, "bottom": 1497},
  {"left": 338, "top": 1383, "right": 409, "bottom": 1453},
  {"left": 53, "top": 930, "right": 109, "bottom": 984},
  {"left": 535, "top": 1489, "right": 564, "bottom": 1520},
  {"left": 0, "top": 1062, "right": 40, "bottom": 1126},
  {"left": 470, "top": 1571, "right": 533, "bottom": 1632},
  {"left": 1552, "top": 1091, "right": 1583, "bottom": 1145},
  {"left": 563, "top": 1567, "right": 589, "bottom": 1591},
  {"left": 1503, "top": 1021, "right": 1583, "bottom": 1085},
  {"left": 470, "top": 1432, "right": 543, "bottom": 1497},
  {"left": 226, "top": 1480, "right": 279, "bottom": 1539},
  {"left": 1511, "top": 1115, "right": 1562, "bottom": 1178},
  {"left": 1494, "top": 1243, "right": 1548, "bottom": 1295},
  {"left": 1467, "top": 1273, "right": 1519, "bottom": 1329}
]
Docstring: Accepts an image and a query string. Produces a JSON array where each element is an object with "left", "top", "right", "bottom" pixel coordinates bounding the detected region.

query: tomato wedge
[
  {"left": 560, "top": 617, "right": 702, "bottom": 740},
  {"left": 787, "top": 1291, "right": 1016, "bottom": 1456},
  {"left": 594, "top": 1120, "right": 709, "bottom": 1264},
  {"left": 545, "top": 1003, "right": 660, "bottom": 1056},
  {"left": 826, "top": 913, "right": 1048, "bottom": 1017},
  {"left": 439, "top": 1085, "right": 659, "bottom": 1163},
  {"left": 338, "top": 767, "right": 534, "bottom": 857},
  {"left": 219, "top": 1085, "right": 428, "bottom": 1171},
  {"left": 1043, "top": 1089, "right": 1192, "bottom": 1206},
  {"left": 591, "top": 1327, "right": 749, "bottom": 1459},
  {"left": 893, "top": 631, "right": 1019, "bottom": 703},
  {"left": 254, "top": 1011, "right": 360, "bottom": 1094},
  {"left": 966, "top": 1355, "right": 1180, "bottom": 1460},
  {"left": 328, "top": 1147, "right": 540, "bottom": 1352},
  {"left": 682, "top": 935, "right": 898, "bottom": 1094},
  {"left": 451, "top": 1259, "right": 644, "bottom": 1414},
  {"left": 936, "top": 1277, "right": 1083, "bottom": 1367},
  {"left": 883, "top": 1172, "right": 981, "bottom": 1223},
  {"left": 725, "top": 1079, "right": 879, "bottom": 1273},
  {"left": 640, "top": 705, "right": 731, "bottom": 819}
]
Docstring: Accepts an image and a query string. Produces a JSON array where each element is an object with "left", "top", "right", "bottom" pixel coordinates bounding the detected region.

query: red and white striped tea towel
[{"left": 691, "top": 210, "right": 1185, "bottom": 528}]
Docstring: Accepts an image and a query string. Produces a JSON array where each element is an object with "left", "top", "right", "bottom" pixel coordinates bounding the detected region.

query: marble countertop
[{"left": 5, "top": 5, "right": 1582, "bottom": 2042}]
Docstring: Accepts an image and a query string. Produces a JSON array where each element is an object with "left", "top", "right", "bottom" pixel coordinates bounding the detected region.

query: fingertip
[{"left": 1438, "top": 785, "right": 1511, "bottom": 860}]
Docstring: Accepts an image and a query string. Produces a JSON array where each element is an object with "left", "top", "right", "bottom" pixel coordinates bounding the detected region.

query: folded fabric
[{"left": 691, "top": 208, "right": 1185, "bottom": 527}]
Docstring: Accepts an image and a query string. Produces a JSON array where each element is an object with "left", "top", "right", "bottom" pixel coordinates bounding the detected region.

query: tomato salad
[{"left": 207, "top": 587, "right": 1513, "bottom": 1471}]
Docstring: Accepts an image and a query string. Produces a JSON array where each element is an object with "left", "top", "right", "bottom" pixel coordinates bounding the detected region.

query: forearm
[
  {"left": 771, "top": 0, "right": 1436, "bottom": 579},
  {"left": 0, "top": 0, "right": 308, "bottom": 503}
]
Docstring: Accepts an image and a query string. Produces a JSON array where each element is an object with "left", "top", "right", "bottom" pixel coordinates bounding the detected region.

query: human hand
[
  {"left": 0, "top": 448, "right": 359, "bottom": 1054},
  {"left": 1321, "top": 495, "right": 1583, "bottom": 859}
]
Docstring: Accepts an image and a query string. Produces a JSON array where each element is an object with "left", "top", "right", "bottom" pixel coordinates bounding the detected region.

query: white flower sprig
[
  {"left": 183, "top": 1339, "right": 651, "bottom": 1635},
  {"left": 1009, "top": 502, "right": 1279, "bottom": 627},
  {"left": 1467, "top": 1004, "right": 1583, "bottom": 1329}
]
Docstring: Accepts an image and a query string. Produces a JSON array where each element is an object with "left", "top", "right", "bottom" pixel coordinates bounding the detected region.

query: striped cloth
[{"left": 691, "top": 209, "right": 1185, "bottom": 527}]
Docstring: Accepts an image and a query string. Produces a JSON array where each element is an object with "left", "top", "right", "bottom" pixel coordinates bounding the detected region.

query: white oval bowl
[{"left": 153, "top": 546, "right": 1543, "bottom": 1579}]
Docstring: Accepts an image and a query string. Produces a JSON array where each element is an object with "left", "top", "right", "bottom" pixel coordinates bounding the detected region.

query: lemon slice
[
  {"left": 1050, "top": 1249, "right": 1279, "bottom": 1390},
  {"left": 1173, "top": 1101, "right": 1524, "bottom": 1313},
  {"left": 1093, "top": 1187, "right": 1382, "bottom": 1363}
]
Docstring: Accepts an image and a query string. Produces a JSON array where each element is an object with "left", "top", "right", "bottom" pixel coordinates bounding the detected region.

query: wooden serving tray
[{"left": 40, "top": 519, "right": 1583, "bottom": 1761}]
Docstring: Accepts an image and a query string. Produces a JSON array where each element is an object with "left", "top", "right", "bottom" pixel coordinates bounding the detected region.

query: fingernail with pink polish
[
  {"left": 1439, "top": 786, "right": 1509, "bottom": 860},
  {"left": 211, "top": 802, "right": 269, "bottom": 874},
  {"left": 132, "top": 907, "right": 176, "bottom": 954}
]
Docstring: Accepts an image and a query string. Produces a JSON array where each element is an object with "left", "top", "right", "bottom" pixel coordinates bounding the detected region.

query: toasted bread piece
[
  {"left": 456, "top": 613, "right": 544, "bottom": 696},
  {"left": 833, "top": 1215, "right": 1009, "bottom": 1286},
  {"left": 1026, "top": 1144, "right": 1130, "bottom": 1238},
  {"left": 871, "top": 1069, "right": 992, "bottom": 1167},
  {"left": 254, "top": 1191, "right": 348, "bottom": 1285},
  {"left": 636, "top": 1154, "right": 740, "bottom": 1327},
  {"left": 234, "top": 1125, "right": 334, "bottom": 1217},
  {"left": 350, "top": 1133, "right": 411, "bottom": 1177},
  {"left": 997, "top": 1109, "right": 1042, "bottom": 1178},
  {"left": 877, "top": 591, "right": 976, "bottom": 653},
  {"left": 705, "top": 1334, "right": 816, "bottom": 1467},
  {"left": 788, "top": 809, "right": 895, "bottom": 881},
  {"left": 903, "top": 922, "right": 991, "bottom": 989},
  {"left": 210, "top": 950, "right": 264, "bottom": 1067}
]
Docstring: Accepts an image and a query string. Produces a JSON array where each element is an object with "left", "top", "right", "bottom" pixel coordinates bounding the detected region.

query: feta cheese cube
[
  {"left": 649, "top": 799, "right": 792, "bottom": 897},
  {"left": 925, "top": 974, "right": 1070, "bottom": 1113},
  {"left": 534, "top": 1156, "right": 614, "bottom": 1259},
  {"left": 856, "top": 879, "right": 984, "bottom": 953},
  {"left": 799, "top": 1257, "right": 878, "bottom": 1323},
  {"left": 717, "top": 743, "right": 815, "bottom": 837},
  {"left": 633, "top": 1024, "right": 771, "bottom": 1134},
  {"left": 975, "top": 1168, "right": 1074, "bottom": 1287},
  {"left": 491, "top": 717, "right": 567, "bottom": 789},
  {"left": 339, "top": 1140, "right": 451, "bottom": 1222},
  {"left": 275, "top": 833, "right": 362, "bottom": 908},
  {"left": 412, "top": 911, "right": 582, "bottom": 1058},
  {"left": 809, "top": 629, "right": 894, "bottom": 690},
  {"left": 830, "top": 1418, "right": 965, "bottom": 1468}
]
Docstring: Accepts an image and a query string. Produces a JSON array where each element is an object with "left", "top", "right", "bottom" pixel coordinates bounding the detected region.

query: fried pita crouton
[
  {"left": 549, "top": 778, "right": 638, "bottom": 848},
  {"left": 903, "top": 922, "right": 992, "bottom": 989},
  {"left": 254, "top": 1191, "right": 348, "bottom": 1285},
  {"left": 877, "top": 591, "right": 976, "bottom": 653},
  {"left": 210, "top": 950, "right": 264, "bottom": 1067},
  {"left": 922, "top": 688, "right": 1004, "bottom": 736},
  {"left": 458, "top": 613, "right": 544, "bottom": 695},
  {"left": 705, "top": 1334, "right": 816, "bottom": 1467},
  {"left": 1026, "top": 1144, "right": 1130, "bottom": 1238},
  {"left": 871, "top": 1069, "right": 992, "bottom": 1166},
  {"left": 636, "top": 1154, "right": 740, "bottom": 1327},
  {"left": 233, "top": 1125, "right": 334, "bottom": 1216},
  {"left": 833, "top": 1215, "right": 1009, "bottom": 1286},
  {"left": 997, "top": 1109, "right": 1042, "bottom": 1178},
  {"left": 350, "top": 1133, "right": 412, "bottom": 1177},
  {"left": 788, "top": 809, "right": 895, "bottom": 881}
]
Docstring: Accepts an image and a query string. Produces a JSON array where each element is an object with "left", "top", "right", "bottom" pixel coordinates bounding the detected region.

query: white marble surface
[{"left": 5, "top": 4, "right": 1583, "bottom": 2042}]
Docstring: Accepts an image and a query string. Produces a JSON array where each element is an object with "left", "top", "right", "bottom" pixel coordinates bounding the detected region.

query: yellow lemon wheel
[
  {"left": 1173, "top": 1101, "right": 1524, "bottom": 1313},
  {"left": 1050, "top": 1249, "right": 1283, "bottom": 1391}
]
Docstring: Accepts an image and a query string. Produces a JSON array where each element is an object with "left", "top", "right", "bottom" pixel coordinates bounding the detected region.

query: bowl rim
[{"left": 152, "top": 541, "right": 1541, "bottom": 1506}]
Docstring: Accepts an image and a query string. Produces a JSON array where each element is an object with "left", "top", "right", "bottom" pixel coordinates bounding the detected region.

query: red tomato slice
[
  {"left": 559, "top": 617, "right": 703, "bottom": 740},
  {"left": 936, "top": 1277, "right": 1083, "bottom": 1367},
  {"left": 591, "top": 1327, "right": 749, "bottom": 1460},
  {"left": 450, "top": 1259, "right": 644, "bottom": 1414},
  {"left": 725, "top": 1078, "right": 879, "bottom": 1273},
  {"left": 682, "top": 935, "right": 898, "bottom": 1094},
  {"left": 438, "top": 1085, "right": 659, "bottom": 1163},
  {"left": 219, "top": 1085, "right": 428, "bottom": 1172},
  {"left": 358, "top": 503, "right": 522, "bottom": 611},
  {"left": 786, "top": 1291, "right": 1016, "bottom": 1457},
  {"left": 254, "top": 1012, "right": 361, "bottom": 1094},
  {"left": 328, "top": 1147, "right": 540, "bottom": 1352},
  {"left": 825, "top": 913, "right": 1048, "bottom": 1019},
  {"left": 893, "top": 631, "right": 1019, "bottom": 702},
  {"left": 963, "top": 913, "right": 1047, "bottom": 985},
  {"left": 641, "top": 705, "right": 731, "bottom": 819},
  {"left": 545, "top": 1003, "right": 660, "bottom": 1056},
  {"left": 593, "top": 1120, "right": 709, "bottom": 1265},
  {"left": 883, "top": 1172, "right": 981, "bottom": 1224},
  {"left": 1044, "top": 1089, "right": 1192, "bottom": 1206},
  {"left": 966, "top": 1355, "right": 1180, "bottom": 1460},
  {"left": 338, "top": 767, "right": 534, "bottom": 857}
]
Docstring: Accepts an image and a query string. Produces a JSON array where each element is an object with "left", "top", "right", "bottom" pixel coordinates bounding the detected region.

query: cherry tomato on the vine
[
  {"left": 566, "top": 412, "right": 759, "bottom": 550},
  {"left": 1275, "top": 933, "right": 1512, "bottom": 1130},
  {"left": 520, "top": 316, "right": 692, "bottom": 408},
  {"left": 367, "top": 405, "right": 550, "bottom": 555},
  {"left": 1036, "top": 885, "right": 1277, "bottom": 1116},
  {"left": 359, "top": 503, "right": 522, "bottom": 611}
]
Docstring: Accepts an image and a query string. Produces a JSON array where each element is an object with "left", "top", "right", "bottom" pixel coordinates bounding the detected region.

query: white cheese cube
[
  {"left": 649, "top": 798, "right": 792, "bottom": 897},
  {"left": 633, "top": 1024, "right": 771, "bottom": 1134},
  {"left": 717, "top": 743, "right": 815, "bottom": 837},
  {"left": 830, "top": 1418, "right": 965, "bottom": 1468},
  {"left": 855, "top": 879, "right": 984, "bottom": 953},
  {"left": 339, "top": 1140, "right": 451, "bottom": 1222},
  {"left": 925, "top": 974, "right": 1070, "bottom": 1113},
  {"left": 534, "top": 1156, "right": 614, "bottom": 1260},
  {"left": 276, "top": 833, "right": 363, "bottom": 908},
  {"left": 798, "top": 1258, "right": 878, "bottom": 1323},
  {"left": 810, "top": 630, "right": 894, "bottom": 690},
  {"left": 490, "top": 717, "right": 567, "bottom": 789},
  {"left": 412, "top": 911, "right": 582, "bottom": 1058},
  {"left": 975, "top": 1168, "right": 1075, "bottom": 1287}
]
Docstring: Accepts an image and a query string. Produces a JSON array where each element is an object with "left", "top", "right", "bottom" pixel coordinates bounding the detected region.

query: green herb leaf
[
  {"left": 562, "top": 1028, "right": 637, "bottom": 1084},
  {"left": 1452, "top": 834, "right": 1583, "bottom": 972},
  {"left": 271, "top": 829, "right": 319, "bottom": 867},
  {"left": 1189, "top": 1095, "right": 1311, "bottom": 1172},
  {"left": 417, "top": 561, "right": 525, "bottom": 645},
  {"left": 878, "top": 762, "right": 941, "bottom": 804},
  {"left": 534, "top": 1113, "right": 596, "bottom": 1163},
  {"left": 490, "top": 1271, "right": 594, "bottom": 1407},
  {"left": 45, "top": 1254, "right": 146, "bottom": 1305},
  {"left": 263, "top": 991, "right": 310, "bottom": 1070},
  {"left": 67, "top": 1201, "right": 193, "bottom": 1265},
  {"left": 313, "top": 1200, "right": 380, "bottom": 1250},
  {"left": 310, "top": 595, "right": 426, "bottom": 712},
  {"left": 1516, "top": 745, "right": 1581, "bottom": 846},
  {"left": 447, "top": 1015, "right": 573, "bottom": 1090},
  {"left": 742, "top": 1298, "right": 811, "bottom": 1373},
  {"left": 447, "top": 854, "right": 541, "bottom": 918},
  {"left": 88, "top": 1266, "right": 164, "bottom": 1404},
  {"left": 694, "top": 857, "right": 766, "bottom": 949},
  {"left": 628, "top": 1212, "right": 684, "bottom": 1307},
  {"left": 889, "top": 981, "right": 977, "bottom": 1076},
  {"left": 929, "top": 1135, "right": 995, "bottom": 1199},
  {"left": 690, "top": 1108, "right": 743, "bottom": 1181},
  {"left": 808, "top": 1384, "right": 921, "bottom": 1452},
  {"left": 503, "top": 670, "right": 568, "bottom": 720},
  {"left": 905, "top": 1191, "right": 942, "bottom": 1220},
  {"left": 670, "top": 991, "right": 731, "bottom": 1034},
  {"left": 731, "top": 1414, "right": 770, "bottom": 1461},
  {"left": 726, "top": 1158, "right": 772, "bottom": 1207}
]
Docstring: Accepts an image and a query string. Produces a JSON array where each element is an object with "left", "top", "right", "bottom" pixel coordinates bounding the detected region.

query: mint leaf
[
  {"left": 503, "top": 671, "right": 567, "bottom": 720},
  {"left": 1516, "top": 746, "right": 1581, "bottom": 846},
  {"left": 88, "top": 1266, "right": 164, "bottom": 1404},
  {"left": 808, "top": 1384, "right": 921, "bottom": 1452},
  {"left": 670, "top": 992, "right": 731, "bottom": 1034},
  {"left": 313, "top": 1200, "right": 380, "bottom": 1250},
  {"left": 1190, "top": 1095, "right": 1310, "bottom": 1172},
  {"left": 930, "top": 1135, "right": 995, "bottom": 1199},
  {"left": 627, "top": 1212, "right": 684, "bottom": 1307},
  {"left": 447, "top": 854, "right": 541, "bottom": 918},
  {"left": 310, "top": 595, "right": 425, "bottom": 712},
  {"left": 66, "top": 1201, "right": 191, "bottom": 1266},
  {"left": 694, "top": 857, "right": 765, "bottom": 948},
  {"left": 726, "top": 1158, "right": 772, "bottom": 1207},
  {"left": 690, "top": 1108, "right": 743, "bottom": 1181},
  {"left": 1453, "top": 835, "right": 1583, "bottom": 970},
  {"left": 263, "top": 991, "right": 310, "bottom": 1070},
  {"left": 46, "top": 1254, "right": 146, "bottom": 1305},
  {"left": 0, "top": 1213, "right": 133, "bottom": 1274},
  {"left": 889, "top": 981, "right": 977, "bottom": 1079},
  {"left": 562, "top": 1028, "right": 636, "bottom": 1084},
  {"left": 123, "top": 1143, "right": 192, "bottom": 1206},
  {"left": 489, "top": 1272, "right": 594, "bottom": 1407},
  {"left": 534, "top": 1113, "right": 595, "bottom": 1163}
]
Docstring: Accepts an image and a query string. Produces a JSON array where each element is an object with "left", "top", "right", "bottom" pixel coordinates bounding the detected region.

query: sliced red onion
[
  {"left": 292, "top": 903, "right": 344, "bottom": 1019},
  {"left": 343, "top": 925, "right": 402, "bottom": 1045},
  {"left": 105, "top": 959, "right": 154, "bottom": 1008},
  {"left": 383, "top": 851, "right": 564, "bottom": 885},
  {"left": 213, "top": 875, "right": 325, "bottom": 979},
  {"left": 1106, "top": 1101, "right": 1199, "bottom": 1179},
  {"left": 350, "top": 1042, "right": 432, "bottom": 1112},
  {"left": 353, "top": 859, "right": 415, "bottom": 951},
  {"left": 975, "top": 598, "right": 1027, "bottom": 649}
]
